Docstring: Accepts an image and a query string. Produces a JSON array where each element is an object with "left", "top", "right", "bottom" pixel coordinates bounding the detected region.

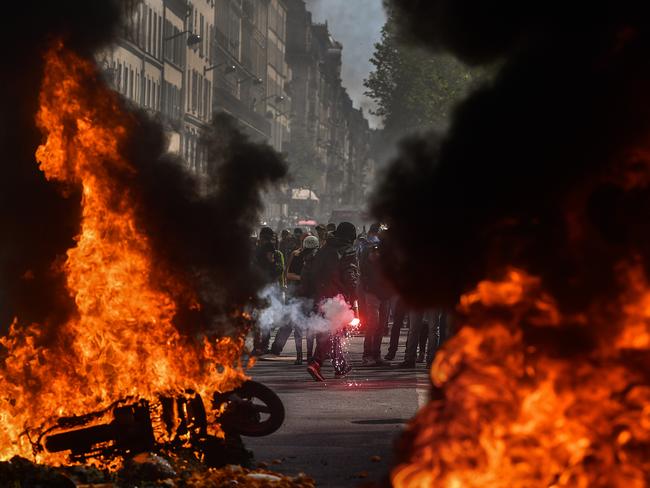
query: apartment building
[
  {"left": 99, "top": 0, "right": 213, "bottom": 174},
  {"left": 211, "top": 0, "right": 271, "bottom": 142},
  {"left": 183, "top": 0, "right": 215, "bottom": 174},
  {"left": 99, "top": 0, "right": 372, "bottom": 223},
  {"left": 285, "top": 0, "right": 373, "bottom": 220},
  {"left": 266, "top": 0, "right": 291, "bottom": 153}
]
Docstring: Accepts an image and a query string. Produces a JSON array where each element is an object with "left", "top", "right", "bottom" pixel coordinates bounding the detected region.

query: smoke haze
[{"left": 256, "top": 285, "right": 355, "bottom": 335}]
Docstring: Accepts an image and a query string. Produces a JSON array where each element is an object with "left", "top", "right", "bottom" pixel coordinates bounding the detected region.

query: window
[
  {"left": 153, "top": 12, "right": 157, "bottom": 57},
  {"left": 192, "top": 70, "right": 198, "bottom": 111},
  {"left": 208, "top": 25, "right": 214, "bottom": 62},
  {"left": 200, "top": 14, "right": 204, "bottom": 57},
  {"left": 198, "top": 75, "right": 203, "bottom": 116},
  {"left": 187, "top": 70, "right": 191, "bottom": 110},
  {"left": 147, "top": 7, "right": 152, "bottom": 53},
  {"left": 204, "top": 80, "right": 210, "bottom": 118},
  {"left": 129, "top": 68, "right": 134, "bottom": 99}
]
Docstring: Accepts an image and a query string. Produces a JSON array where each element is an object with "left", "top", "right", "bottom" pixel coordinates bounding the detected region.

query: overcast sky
[{"left": 306, "top": 0, "right": 386, "bottom": 128}]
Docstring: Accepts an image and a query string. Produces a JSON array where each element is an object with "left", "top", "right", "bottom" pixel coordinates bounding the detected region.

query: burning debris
[
  {"left": 374, "top": 0, "right": 650, "bottom": 486},
  {"left": 0, "top": 43, "right": 265, "bottom": 463},
  {"left": 0, "top": 1, "right": 285, "bottom": 479},
  {"left": 0, "top": 455, "right": 315, "bottom": 487}
]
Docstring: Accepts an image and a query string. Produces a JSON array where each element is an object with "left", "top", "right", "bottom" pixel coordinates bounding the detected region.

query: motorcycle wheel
[{"left": 217, "top": 380, "right": 285, "bottom": 437}]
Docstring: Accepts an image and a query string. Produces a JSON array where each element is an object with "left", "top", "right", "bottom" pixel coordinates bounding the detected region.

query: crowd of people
[{"left": 251, "top": 221, "right": 452, "bottom": 382}]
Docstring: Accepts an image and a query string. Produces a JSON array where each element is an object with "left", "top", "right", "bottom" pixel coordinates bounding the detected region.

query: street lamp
[
  {"left": 164, "top": 31, "right": 202, "bottom": 48},
  {"left": 203, "top": 63, "right": 236, "bottom": 75},
  {"left": 257, "top": 95, "right": 285, "bottom": 106},
  {"left": 238, "top": 76, "right": 264, "bottom": 86}
]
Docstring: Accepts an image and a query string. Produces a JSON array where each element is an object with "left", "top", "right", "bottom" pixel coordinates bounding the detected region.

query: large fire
[
  {"left": 0, "top": 44, "right": 247, "bottom": 462},
  {"left": 392, "top": 268, "right": 650, "bottom": 487}
]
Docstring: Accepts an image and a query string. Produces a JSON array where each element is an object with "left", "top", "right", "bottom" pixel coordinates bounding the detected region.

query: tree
[{"left": 365, "top": 8, "right": 491, "bottom": 138}]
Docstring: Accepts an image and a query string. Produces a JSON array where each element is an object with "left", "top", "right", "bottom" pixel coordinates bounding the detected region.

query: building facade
[
  {"left": 100, "top": 0, "right": 372, "bottom": 225},
  {"left": 284, "top": 0, "right": 374, "bottom": 221},
  {"left": 211, "top": 0, "right": 271, "bottom": 142},
  {"left": 99, "top": 0, "right": 214, "bottom": 174},
  {"left": 182, "top": 0, "right": 215, "bottom": 174}
]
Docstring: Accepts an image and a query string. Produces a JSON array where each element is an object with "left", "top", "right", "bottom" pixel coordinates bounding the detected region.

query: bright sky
[{"left": 307, "top": 0, "right": 387, "bottom": 128}]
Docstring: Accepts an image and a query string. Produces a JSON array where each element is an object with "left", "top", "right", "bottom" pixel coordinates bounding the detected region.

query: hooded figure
[
  {"left": 306, "top": 222, "right": 359, "bottom": 381},
  {"left": 309, "top": 222, "right": 359, "bottom": 304}
]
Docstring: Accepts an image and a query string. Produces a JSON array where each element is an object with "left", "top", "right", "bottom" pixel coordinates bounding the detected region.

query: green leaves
[{"left": 364, "top": 9, "right": 492, "bottom": 137}]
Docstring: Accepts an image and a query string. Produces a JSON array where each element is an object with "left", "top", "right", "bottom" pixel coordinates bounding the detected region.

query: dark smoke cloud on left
[
  {"left": 0, "top": 1, "right": 288, "bottom": 335},
  {"left": 0, "top": 1, "right": 124, "bottom": 332}
]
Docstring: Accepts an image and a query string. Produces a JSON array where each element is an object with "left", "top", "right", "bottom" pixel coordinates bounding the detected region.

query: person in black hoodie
[
  {"left": 306, "top": 222, "right": 359, "bottom": 382},
  {"left": 270, "top": 235, "right": 319, "bottom": 363},
  {"left": 360, "top": 243, "right": 393, "bottom": 366},
  {"left": 253, "top": 227, "right": 285, "bottom": 355}
]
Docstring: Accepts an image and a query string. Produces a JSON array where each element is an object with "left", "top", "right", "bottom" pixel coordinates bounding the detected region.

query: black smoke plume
[
  {"left": 374, "top": 0, "right": 650, "bottom": 314},
  {"left": 0, "top": 1, "right": 123, "bottom": 332},
  {"left": 127, "top": 113, "right": 286, "bottom": 333},
  {"left": 0, "top": 1, "right": 287, "bottom": 337}
]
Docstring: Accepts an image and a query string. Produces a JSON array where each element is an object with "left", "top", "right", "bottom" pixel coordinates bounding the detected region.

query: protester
[
  {"left": 279, "top": 229, "right": 298, "bottom": 264},
  {"left": 293, "top": 227, "right": 304, "bottom": 245},
  {"left": 385, "top": 297, "right": 408, "bottom": 360},
  {"left": 306, "top": 222, "right": 359, "bottom": 382},
  {"left": 253, "top": 227, "right": 285, "bottom": 356},
  {"left": 357, "top": 222, "right": 380, "bottom": 256},
  {"left": 398, "top": 310, "right": 440, "bottom": 368},
  {"left": 355, "top": 222, "right": 382, "bottom": 336},
  {"left": 325, "top": 222, "right": 337, "bottom": 241},
  {"left": 270, "top": 235, "right": 319, "bottom": 364},
  {"left": 360, "top": 243, "right": 392, "bottom": 366},
  {"left": 315, "top": 224, "right": 328, "bottom": 247}
]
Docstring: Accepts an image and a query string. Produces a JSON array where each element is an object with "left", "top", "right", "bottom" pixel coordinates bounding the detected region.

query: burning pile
[
  {"left": 0, "top": 43, "right": 249, "bottom": 462},
  {"left": 374, "top": 0, "right": 650, "bottom": 486},
  {"left": 392, "top": 269, "right": 650, "bottom": 486}
]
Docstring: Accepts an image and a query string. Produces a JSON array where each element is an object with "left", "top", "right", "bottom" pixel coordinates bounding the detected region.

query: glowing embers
[
  {"left": 392, "top": 268, "right": 650, "bottom": 488},
  {"left": 0, "top": 43, "right": 246, "bottom": 462}
]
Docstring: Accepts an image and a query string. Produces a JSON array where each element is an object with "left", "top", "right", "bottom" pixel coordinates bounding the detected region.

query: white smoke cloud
[{"left": 256, "top": 285, "right": 355, "bottom": 334}]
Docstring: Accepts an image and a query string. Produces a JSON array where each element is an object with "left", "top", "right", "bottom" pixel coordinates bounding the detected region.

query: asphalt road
[{"left": 244, "top": 331, "right": 431, "bottom": 488}]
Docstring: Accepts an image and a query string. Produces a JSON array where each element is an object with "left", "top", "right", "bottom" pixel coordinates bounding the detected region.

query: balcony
[{"left": 214, "top": 85, "right": 271, "bottom": 141}]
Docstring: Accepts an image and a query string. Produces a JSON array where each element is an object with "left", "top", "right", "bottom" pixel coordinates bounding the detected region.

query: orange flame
[
  {"left": 0, "top": 44, "right": 247, "bottom": 462},
  {"left": 393, "top": 268, "right": 650, "bottom": 487}
]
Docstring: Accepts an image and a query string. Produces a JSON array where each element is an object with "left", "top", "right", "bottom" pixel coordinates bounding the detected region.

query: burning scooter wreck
[{"left": 0, "top": 11, "right": 304, "bottom": 486}]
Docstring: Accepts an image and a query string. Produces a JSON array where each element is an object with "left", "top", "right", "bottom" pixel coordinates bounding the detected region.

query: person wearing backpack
[{"left": 306, "top": 222, "right": 359, "bottom": 382}]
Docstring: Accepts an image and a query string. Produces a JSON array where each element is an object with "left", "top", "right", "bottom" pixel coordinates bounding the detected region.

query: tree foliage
[{"left": 365, "top": 7, "right": 492, "bottom": 137}]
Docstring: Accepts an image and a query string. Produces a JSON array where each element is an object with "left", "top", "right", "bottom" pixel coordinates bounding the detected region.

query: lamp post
[
  {"left": 238, "top": 76, "right": 264, "bottom": 86},
  {"left": 203, "top": 63, "right": 236, "bottom": 75},
  {"left": 256, "top": 95, "right": 285, "bottom": 107},
  {"left": 164, "top": 30, "right": 202, "bottom": 46}
]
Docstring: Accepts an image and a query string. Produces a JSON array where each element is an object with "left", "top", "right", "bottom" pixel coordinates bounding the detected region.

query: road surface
[{"left": 245, "top": 331, "right": 431, "bottom": 487}]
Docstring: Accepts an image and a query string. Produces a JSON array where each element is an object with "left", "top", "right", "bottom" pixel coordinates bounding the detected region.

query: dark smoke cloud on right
[{"left": 373, "top": 0, "right": 650, "bottom": 313}]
